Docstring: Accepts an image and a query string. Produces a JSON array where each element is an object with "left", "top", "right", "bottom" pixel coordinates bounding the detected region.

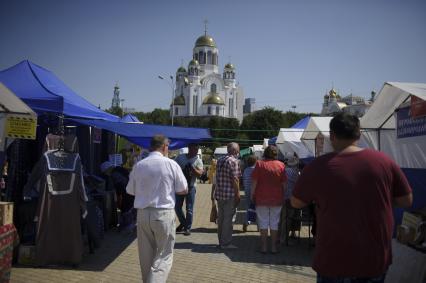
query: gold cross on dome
[{"left": 204, "top": 19, "right": 208, "bottom": 35}]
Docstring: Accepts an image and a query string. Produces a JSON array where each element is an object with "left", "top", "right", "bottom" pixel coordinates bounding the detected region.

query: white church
[{"left": 171, "top": 31, "right": 244, "bottom": 122}]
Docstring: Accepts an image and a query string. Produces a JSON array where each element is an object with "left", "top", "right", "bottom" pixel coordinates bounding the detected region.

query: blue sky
[{"left": 1, "top": 0, "right": 425, "bottom": 114}]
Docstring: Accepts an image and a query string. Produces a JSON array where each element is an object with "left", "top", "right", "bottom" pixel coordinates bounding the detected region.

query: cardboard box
[
  {"left": 396, "top": 225, "right": 416, "bottom": 244},
  {"left": 0, "top": 201, "right": 13, "bottom": 225},
  {"left": 402, "top": 211, "right": 423, "bottom": 229},
  {"left": 18, "top": 245, "right": 36, "bottom": 266},
  {"left": 401, "top": 212, "right": 426, "bottom": 245}
]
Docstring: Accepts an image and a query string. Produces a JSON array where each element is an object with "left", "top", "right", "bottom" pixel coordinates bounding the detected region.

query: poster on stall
[
  {"left": 93, "top": 127, "right": 102, "bottom": 144},
  {"left": 4, "top": 114, "right": 37, "bottom": 140},
  {"left": 109, "top": 153, "right": 123, "bottom": 166},
  {"left": 397, "top": 106, "right": 426, "bottom": 139}
]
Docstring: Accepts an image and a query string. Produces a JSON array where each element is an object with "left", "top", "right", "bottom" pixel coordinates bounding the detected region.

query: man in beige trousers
[{"left": 126, "top": 135, "right": 188, "bottom": 282}]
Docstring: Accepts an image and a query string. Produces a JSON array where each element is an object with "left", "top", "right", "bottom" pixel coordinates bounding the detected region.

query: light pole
[{"left": 158, "top": 75, "right": 175, "bottom": 126}]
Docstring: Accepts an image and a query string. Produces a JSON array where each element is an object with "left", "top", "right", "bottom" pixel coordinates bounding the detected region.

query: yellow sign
[{"left": 5, "top": 115, "right": 37, "bottom": 139}]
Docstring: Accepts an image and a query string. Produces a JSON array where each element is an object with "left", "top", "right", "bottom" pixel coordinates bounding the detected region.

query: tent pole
[{"left": 378, "top": 128, "right": 381, "bottom": 151}]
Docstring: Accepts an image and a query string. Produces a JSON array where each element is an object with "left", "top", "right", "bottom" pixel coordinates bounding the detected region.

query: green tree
[
  {"left": 106, "top": 106, "right": 123, "bottom": 118},
  {"left": 240, "top": 107, "right": 285, "bottom": 141},
  {"left": 150, "top": 108, "right": 170, "bottom": 125}
]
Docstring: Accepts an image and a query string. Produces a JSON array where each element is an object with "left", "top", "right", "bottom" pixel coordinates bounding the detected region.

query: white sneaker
[{"left": 220, "top": 244, "right": 238, "bottom": 250}]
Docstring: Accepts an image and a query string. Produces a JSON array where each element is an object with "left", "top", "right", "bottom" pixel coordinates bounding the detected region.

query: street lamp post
[{"left": 158, "top": 75, "right": 175, "bottom": 126}]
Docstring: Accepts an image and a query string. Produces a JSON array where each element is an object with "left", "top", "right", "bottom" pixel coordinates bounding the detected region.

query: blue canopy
[
  {"left": 0, "top": 60, "right": 119, "bottom": 121},
  {"left": 268, "top": 136, "right": 277, "bottom": 145},
  {"left": 268, "top": 116, "right": 311, "bottom": 145},
  {"left": 70, "top": 118, "right": 211, "bottom": 150},
  {"left": 120, "top": 114, "right": 140, "bottom": 123},
  {"left": 291, "top": 116, "right": 310, "bottom": 129}
]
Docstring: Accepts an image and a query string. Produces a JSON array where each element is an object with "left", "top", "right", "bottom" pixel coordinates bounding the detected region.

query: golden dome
[
  {"left": 195, "top": 35, "right": 217, "bottom": 48},
  {"left": 224, "top": 63, "right": 234, "bottom": 69},
  {"left": 177, "top": 66, "right": 186, "bottom": 73},
  {"left": 202, "top": 93, "right": 225, "bottom": 105},
  {"left": 173, "top": 95, "right": 185, "bottom": 105},
  {"left": 329, "top": 89, "right": 337, "bottom": 98},
  {"left": 189, "top": 59, "right": 199, "bottom": 66}
]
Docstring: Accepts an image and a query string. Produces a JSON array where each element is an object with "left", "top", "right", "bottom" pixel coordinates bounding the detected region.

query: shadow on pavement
[
  {"left": 190, "top": 227, "right": 245, "bottom": 234},
  {"left": 79, "top": 228, "right": 137, "bottom": 271},
  {"left": 14, "top": 228, "right": 137, "bottom": 272},
  {"left": 174, "top": 234, "right": 314, "bottom": 267}
]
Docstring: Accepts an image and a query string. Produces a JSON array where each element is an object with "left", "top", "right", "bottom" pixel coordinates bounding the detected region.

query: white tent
[
  {"left": 251, "top": 144, "right": 264, "bottom": 159},
  {"left": 360, "top": 82, "right": 426, "bottom": 169},
  {"left": 301, "top": 117, "right": 333, "bottom": 157},
  {"left": 0, "top": 83, "right": 37, "bottom": 150},
  {"left": 276, "top": 128, "right": 312, "bottom": 159},
  {"left": 0, "top": 83, "right": 35, "bottom": 116}
]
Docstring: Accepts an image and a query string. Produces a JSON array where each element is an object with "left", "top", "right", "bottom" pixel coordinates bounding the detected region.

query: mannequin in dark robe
[{"left": 23, "top": 136, "right": 87, "bottom": 266}]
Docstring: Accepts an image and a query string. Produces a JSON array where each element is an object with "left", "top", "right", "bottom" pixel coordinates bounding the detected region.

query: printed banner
[
  {"left": 5, "top": 115, "right": 37, "bottom": 139},
  {"left": 410, "top": 95, "right": 426, "bottom": 118},
  {"left": 397, "top": 107, "right": 426, "bottom": 138}
]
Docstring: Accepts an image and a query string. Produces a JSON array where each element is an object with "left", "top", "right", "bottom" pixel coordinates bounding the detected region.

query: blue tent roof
[
  {"left": 291, "top": 116, "right": 310, "bottom": 129},
  {"left": 120, "top": 114, "right": 140, "bottom": 123},
  {"left": 268, "top": 136, "right": 277, "bottom": 145},
  {"left": 70, "top": 118, "right": 211, "bottom": 150},
  {"left": 268, "top": 116, "right": 311, "bottom": 145},
  {"left": 0, "top": 60, "right": 118, "bottom": 121}
]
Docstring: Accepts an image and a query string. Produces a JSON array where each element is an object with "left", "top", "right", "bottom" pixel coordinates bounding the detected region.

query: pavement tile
[{"left": 11, "top": 183, "right": 316, "bottom": 283}]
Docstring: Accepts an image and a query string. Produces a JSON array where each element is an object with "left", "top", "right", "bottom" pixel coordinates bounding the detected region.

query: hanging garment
[
  {"left": 43, "top": 134, "right": 79, "bottom": 153},
  {"left": 23, "top": 150, "right": 88, "bottom": 266}
]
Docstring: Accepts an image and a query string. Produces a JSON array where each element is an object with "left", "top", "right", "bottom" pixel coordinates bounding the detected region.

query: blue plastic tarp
[
  {"left": 70, "top": 118, "right": 211, "bottom": 150},
  {"left": 120, "top": 114, "right": 140, "bottom": 123},
  {"left": 0, "top": 60, "right": 119, "bottom": 121}
]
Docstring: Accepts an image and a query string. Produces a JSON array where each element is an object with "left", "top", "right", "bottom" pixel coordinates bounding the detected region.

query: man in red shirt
[{"left": 291, "top": 113, "right": 413, "bottom": 283}]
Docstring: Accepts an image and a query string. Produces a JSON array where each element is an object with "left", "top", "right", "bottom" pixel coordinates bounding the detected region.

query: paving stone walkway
[{"left": 11, "top": 183, "right": 316, "bottom": 283}]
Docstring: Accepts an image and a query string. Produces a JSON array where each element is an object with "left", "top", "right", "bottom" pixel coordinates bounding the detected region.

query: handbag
[
  {"left": 247, "top": 202, "right": 256, "bottom": 223},
  {"left": 210, "top": 203, "right": 218, "bottom": 223}
]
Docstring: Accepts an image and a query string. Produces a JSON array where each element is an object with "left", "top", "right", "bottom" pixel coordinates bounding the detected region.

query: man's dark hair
[
  {"left": 188, "top": 143, "right": 199, "bottom": 150},
  {"left": 329, "top": 113, "right": 361, "bottom": 140},
  {"left": 150, "top": 134, "right": 169, "bottom": 151},
  {"left": 263, "top": 145, "right": 278, "bottom": 160},
  {"left": 246, "top": 155, "right": 257, "bottom": 167}
]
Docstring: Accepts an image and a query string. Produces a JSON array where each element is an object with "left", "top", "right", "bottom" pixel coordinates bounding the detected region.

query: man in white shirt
[{"left": 126, "top": 135, "right": 188, "bottom": 283}]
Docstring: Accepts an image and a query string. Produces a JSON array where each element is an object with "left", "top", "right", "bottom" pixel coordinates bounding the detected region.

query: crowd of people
[{"left": 108, "top": 113, "right": 412, "bottom": 283}]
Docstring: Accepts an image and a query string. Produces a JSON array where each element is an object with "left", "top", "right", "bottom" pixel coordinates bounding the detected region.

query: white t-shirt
[
  {"left": 174, "top": 154, "right": 204, "bottom": 188},
  {"left": 126, "top": 151, "right": 187, "bottom": 209}
]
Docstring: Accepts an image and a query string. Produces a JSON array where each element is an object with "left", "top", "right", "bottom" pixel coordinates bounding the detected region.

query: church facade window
[
  {"left": 208, "top": 106, "right": 211, "bottom": 115},
  {"left": 175, "top": 107, "right": 178, "bottom": 116},
  {"left": 207, "top": 51, "right": 212, "bottom": 64},
  {"left": 211, "top": 83, "right": 217, "bottom": 93},
  {"left": 199, "top": 51, "right": 205, "bottom": 64},
  {"left": 193, "top": 95, "right": 197, "bottom": 114},
  {"left": 216, "top": 106, "right": 220, "bottom": 115}
]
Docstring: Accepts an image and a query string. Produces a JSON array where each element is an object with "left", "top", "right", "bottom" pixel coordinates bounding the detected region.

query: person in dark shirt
[
  {"left": 291, "top": 113, "right": 413, "bottom": 283},
  {"left": 101, "top": 161, "right": 134, "bottom": 230}
]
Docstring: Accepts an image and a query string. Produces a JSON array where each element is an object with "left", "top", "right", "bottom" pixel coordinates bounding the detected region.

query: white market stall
[
  {"left": 0, "top": 82, "right": 37, "bottom": 151},
  {"left": 361, "top": 82, "right": 426, "bottom": 169},
  {"left": 361, "top": 81, "right": 426, "bottom": 283},
  {"left": 300, "top": 117, "right": 333, "bottom": 157},
  {"left": 276, "top": 128, "right": 312, "bottom": 159}
]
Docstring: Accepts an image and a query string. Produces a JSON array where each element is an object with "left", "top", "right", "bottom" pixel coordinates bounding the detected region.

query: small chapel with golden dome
[{"left": 171, "top": 30, "right": 244, "bottom": 122}]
